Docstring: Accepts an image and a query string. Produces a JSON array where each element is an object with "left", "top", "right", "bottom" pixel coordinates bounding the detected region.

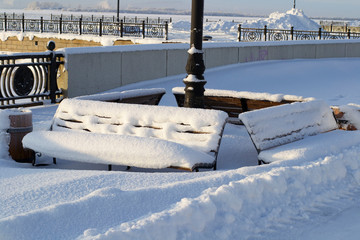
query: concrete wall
[{"left": 63, "top": 40, "right": 360, "bottom": 97}]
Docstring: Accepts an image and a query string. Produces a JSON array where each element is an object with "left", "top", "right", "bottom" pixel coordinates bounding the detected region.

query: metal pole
[
  {"left": 184, "top": 0, "right": 206, "bottom": 108},
  {"left": 117, "top": 0, "right": 120, "bottom": 22},
  {"left": 293, "top": 0, "right": 296, "bottom": 8}
]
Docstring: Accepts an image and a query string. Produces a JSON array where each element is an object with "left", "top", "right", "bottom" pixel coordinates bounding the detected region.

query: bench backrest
[
  {"left": 173, "top": 87, "right": 313, "bottom": 118},
  {"left": 75, "top": 88, "right": 165, "bottom": 105},
  {"left": 51, "top": 99, "right": 228, "bottom": 157},
  {"left": 239, "top": 100, "right": 338, "bottom": 152}
]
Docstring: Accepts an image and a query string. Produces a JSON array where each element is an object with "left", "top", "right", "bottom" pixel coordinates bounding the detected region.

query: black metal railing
[
  {"left": 0, "top": 41, "right": 63, "bottom": 108},
  {"left": 0, "top": 15, "right": 169, "bottom": 39},
  {"left": 50, "top": 13, "right": 172, "bottom": 24},
  {"left": 238, "top": 25, "right": 360, "bottom": 42}
]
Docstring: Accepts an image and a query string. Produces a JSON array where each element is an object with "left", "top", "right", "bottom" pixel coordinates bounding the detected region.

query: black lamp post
[
  {"left": 117, "top": 0, "right": 120, "bottom": 22},
  {"left": 293, "top": 0, "right": 296, "bottom": 8},
  {"left": 183, "top": 0, "right": 206, "bottom": 108}
]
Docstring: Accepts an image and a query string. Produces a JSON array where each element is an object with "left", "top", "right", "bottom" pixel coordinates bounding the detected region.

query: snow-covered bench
[
  {"left": 22, "top": 99, "right": 228, "bottom": 171},
  {"left": 239, "top": 100, "right": 360, "bottom": 165},
  {"left": 75, "top": 88, "right": 166, "bottom": 105},
  {"left": 172, "top": 87, "right": 313, "bottom": 124}
]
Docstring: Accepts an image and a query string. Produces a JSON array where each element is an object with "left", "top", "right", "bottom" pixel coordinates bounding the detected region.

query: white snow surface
[
  {"left": 1, "top": 8, "right": 360, "bottom": 240},
  {"left": 1, "top": 57, "right": 360, "bottom": 240}
]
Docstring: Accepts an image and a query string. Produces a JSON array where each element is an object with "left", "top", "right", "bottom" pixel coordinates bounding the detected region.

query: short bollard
[{"left": 7, "top": 109, "right": 34, "bottom": 163}]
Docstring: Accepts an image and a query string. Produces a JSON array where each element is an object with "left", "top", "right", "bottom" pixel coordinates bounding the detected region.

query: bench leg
[{"left": 32, "top": 151, "right": 36, "bottom": 166}]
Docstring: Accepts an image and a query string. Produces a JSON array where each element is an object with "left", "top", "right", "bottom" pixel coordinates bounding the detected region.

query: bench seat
[{"left": 258, "top": 130, "right": 360, "bottom": 163}]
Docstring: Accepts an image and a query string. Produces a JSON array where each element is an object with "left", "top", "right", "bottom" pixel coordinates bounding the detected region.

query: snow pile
[
  {"left": 78, "top": 144, "right": 360, "bottom": 240},
  {"left": 242, "top": 8, "right": 320, "bottom": 30},
  {"left": 23, "top": 131, "right": 215, "bottom": 169}
]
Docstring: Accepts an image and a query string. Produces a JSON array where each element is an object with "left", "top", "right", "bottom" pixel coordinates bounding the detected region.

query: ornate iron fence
[
  {"left": 238, "top": 25, "right": 360, "bottom": 42},
  {"left": 0, "top": 41, "right": 63, "bottom": 108},
  {"left": 0, "top": 15, "right": 169, "bottom": 39},
  {"left": 50, "top": 14, "right": 172, "bottom": 24}
]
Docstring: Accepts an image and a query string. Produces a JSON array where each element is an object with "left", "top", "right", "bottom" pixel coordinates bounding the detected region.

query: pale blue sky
[{"left": 1, "top": 0, "right": 359, "bottom": 18}]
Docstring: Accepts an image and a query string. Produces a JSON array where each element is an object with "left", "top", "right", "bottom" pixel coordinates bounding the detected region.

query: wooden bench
[
  {"left": 22, "top": 99, "right": 228, "bottom": 171},
  {"left": 173, "top": 87, "right": 313, "bottom": 124},
  {"left": 238, "top": 100, "right": 360, "bottom": 165},
  {"left": 75, "top": 88, "right": 166, "bottom": 105}
]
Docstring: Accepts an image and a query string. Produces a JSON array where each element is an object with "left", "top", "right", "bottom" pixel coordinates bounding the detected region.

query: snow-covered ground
[
  {"left": 2, "top": 8, "right": 360, "bottom": 240},
  {"left": 1, "top": 57, "right": 360, "bottom": 240}
]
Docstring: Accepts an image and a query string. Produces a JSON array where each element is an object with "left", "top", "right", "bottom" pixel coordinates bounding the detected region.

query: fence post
[
  {"left": 291, "top": 26, "right": 294, "bottom": 40},
  {"left": 4, "top": 15, "right": 7, "bottom": 32},
  {"left": 79, "top": 18, "right": 82, "bottom": 35},
  {"left": 165, "top": 21, "right": 168, "bottom": 40},
  {"left": 264, "top": 25, "right": 267, "bottom": 41},
  {"left": 59, "top": 17, "right": 62, "bottom": 34},
  {"left": 99, "top": 19, "right": 102, "bottom": 36},
  {"left": 120, "top": 19, "right": 123, "bottom": 37},
  {"left": 40, "top": 17, "right": 43, "bottom": 33},
  {"left": 318, "top": 28, "right": 322, "bottom": 40},
  {"left": 47, "top": 41, "right": 57, "bottom": 104},
  {"left": 142, "top": 21, "right": 145, "bottom": 38},
  {"left": 238, "top": 24, "right": 241, "bottom": 42},
  {"left": 22, "top": 14, "right": 25, "bottom": 32}
]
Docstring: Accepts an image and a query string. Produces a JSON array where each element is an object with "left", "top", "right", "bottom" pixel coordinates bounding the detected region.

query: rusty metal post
[{"left": 184, "top": 0, "right": 206, "bottom": 108}]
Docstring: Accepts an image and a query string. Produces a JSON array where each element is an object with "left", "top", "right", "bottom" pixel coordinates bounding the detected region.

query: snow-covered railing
[
  {"left": 0, "top": 42, "right": 63, "bottom": 108},
  {"left": 0, "top": 14, "right": 169, "bottom": 39},
  {"left": 238, "top": 24, "right": 360, "bottom": 42}
]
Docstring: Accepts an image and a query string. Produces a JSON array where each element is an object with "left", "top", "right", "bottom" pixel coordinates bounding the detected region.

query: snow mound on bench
[
  {"left": 259, "top": 130, "right": 360, "bottom": 163},
  {"left": 22, "top": 131, "right": 214, "bottom": 169},
  {"left": 239, "top": 100, "right": 338, "bottom": 151}
]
